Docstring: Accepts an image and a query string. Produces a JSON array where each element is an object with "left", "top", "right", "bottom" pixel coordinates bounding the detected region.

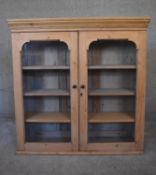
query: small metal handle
[
  {"left": 72, "top": 85, "right": 77, "bottom": 89},
  {"left": 81, "top": 85, "right": 85, "bottom": 89}
]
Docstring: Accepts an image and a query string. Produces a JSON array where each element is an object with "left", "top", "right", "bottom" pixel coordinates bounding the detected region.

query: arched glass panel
[
  {"left": 22, "top": 41, "right": 71, "bottom": 143},
  {"left": 87, "top": 40, "right": 136, "bottom": 143}
]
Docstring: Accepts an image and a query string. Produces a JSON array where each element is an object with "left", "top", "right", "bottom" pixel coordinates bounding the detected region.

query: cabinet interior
[
  {"left": 22, "top": 41, "right": 69, "bottom": 66},
  {"left": 88, "top": 123, "right": 134, "bottom": 143},
  {"left": 22, "top": 41, "right": 71, "bottom": 143},
  {"left": 88, "top": 40, "right": 136, "bottom": 143},
  {"left": 26, "top": 123, "right": 71, "bottom": 142},
  {"left": 21, "top": 39, "right": 137, "bottom": 143}
]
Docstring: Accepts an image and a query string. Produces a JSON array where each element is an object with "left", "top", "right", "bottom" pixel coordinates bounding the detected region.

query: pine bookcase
[{"left": 8, "top": 17, "right": 151, "bottom": 154}]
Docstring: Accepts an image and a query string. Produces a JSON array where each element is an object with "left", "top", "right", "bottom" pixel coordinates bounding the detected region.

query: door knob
[
  {"left": 81, "top": 85, "right": 85, "bottom": 89},
  {"left": 72, "top": 85, "right": 77, "bottom": 88}
]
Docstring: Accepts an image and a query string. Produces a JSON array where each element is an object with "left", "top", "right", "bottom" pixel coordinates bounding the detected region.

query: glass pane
[
  {"left": 24, "top": 96, "right": 70, "bottom": 113},
  {"left": 22, "top": 41, "right": 71, "bottom": 143},
  {"left": 87, "top": 40, "right": 136, "bottom": 143},
  {"left": 88, "top": 40, "right": 136, "bottom": 65},
  {"left": 22, "top": 41, "right": 69, "bottom": 66},
  {"left": 88, "top": 123, "right": 134, "bottom": 143},
  {"left": 23, "top": 70, "right": 70, "bottom": 92},
  {"left": 88, "top": 70, "right": 136, "bottom": 91},
  {"left": 88, "top": 96, "right": 135, "bottom": 113},
  {"left": 26, "top": 123, "right": 71, "bottom": 142}
]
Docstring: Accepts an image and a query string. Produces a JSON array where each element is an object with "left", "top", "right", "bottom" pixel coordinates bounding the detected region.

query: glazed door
[
  {"left": 79, "top": 31, "right": 146, "bottom": 153},
  {"left": 12, "top": 32, "right": 79, "bottom": 152}
]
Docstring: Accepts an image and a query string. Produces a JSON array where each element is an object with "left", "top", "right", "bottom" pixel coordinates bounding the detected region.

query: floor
[{"left": 0, "top": 116, "right": 156, "bottom": 175}]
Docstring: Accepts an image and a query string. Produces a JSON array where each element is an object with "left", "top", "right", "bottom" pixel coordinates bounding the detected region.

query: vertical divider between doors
[
  {"left": 79, "top": 32, "right": 88, "bottom": 150},
  {"left": 77, "top": 31, "right": 80, "bottom": 151},
  {"left": 69, "top": 32, "right": 79, "bottom": 151}
]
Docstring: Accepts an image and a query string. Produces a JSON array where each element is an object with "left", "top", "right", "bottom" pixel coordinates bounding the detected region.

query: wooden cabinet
[{"left": 8, "top": 17, "right": 150, "bottom": 154}]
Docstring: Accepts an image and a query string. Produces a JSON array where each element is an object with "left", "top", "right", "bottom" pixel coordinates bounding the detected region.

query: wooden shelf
[
  {"left": 24, "top": 89, "right": 70, "bottom": 96},
  {"left": 89, "top": 112, "right": 135, "bottom": 123},
  {"left": 89, "top": 88, "right": 135, "bottom": 96},
  {"left": 88, "top": 65, "right": 136, "bottom": 70},
  {"left": 23, "top": 66, "right": 70, "bottom": 70},
  {"left": 25, "top": 112, "right": 70, "bottom": 123}
]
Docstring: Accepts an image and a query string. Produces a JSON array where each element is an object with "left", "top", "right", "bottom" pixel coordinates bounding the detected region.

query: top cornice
[{"left": 8, "top": 17, "right": 151, "bottom": 32}]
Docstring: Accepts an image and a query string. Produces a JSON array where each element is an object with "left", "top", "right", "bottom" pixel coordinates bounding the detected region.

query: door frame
[
  {"left": 12, "top": 31, "right": 79, "bottom": 152},
  {"left": 79, "top": 31, "right": 147, "bottom": 153}
]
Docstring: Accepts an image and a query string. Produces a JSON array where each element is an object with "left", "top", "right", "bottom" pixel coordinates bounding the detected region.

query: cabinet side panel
[
  {"left": 135, "top": 31, "right": 147, "bottom": 150},
  {"left": 11, "top": 33, "right": 25, "bottom": 150}
]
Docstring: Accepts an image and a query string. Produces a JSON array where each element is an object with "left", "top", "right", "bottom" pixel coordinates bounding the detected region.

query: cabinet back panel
[
  {"left": 88, "top": 123, "right": 134, "bottom": 143},
  {"left": 88, "top": 40, "right": 136, "bottom": 65},
  {"left": 26, "top": 123, "right": 71, "bottom": 142},
  {"left": 23, "top": 70, "right": 70, "bottom": 91},
  {"left": 88, "top": 70, "right": 136, "bottom": 90},
  {"left": 24, "top": 97, "right": 70, "bottom": 113},
  {"left": 22, "top": 41, "right": 69, "bottom": 66},
  {"left": 88, "top": 97, "right": 135, "bottom": 112}
]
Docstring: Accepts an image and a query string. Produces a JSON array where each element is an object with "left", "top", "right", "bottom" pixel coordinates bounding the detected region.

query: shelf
[
  {"left": 24, "top": 89, "right": 70, "bottom": 96},
  {"left": 88, "top": 65, "right": 136, "bottom": 70},
  {"left": 89, "top": 88, "right": 135, "bottom": 96},
  {"left": 89, "top": 112, "right": 135, "bottom": 123},
  {"left": 23, "top": 66, "right": 70, "bottom": 70},
  {"left": 25, "top": 112, "right": 70, "bottom": 123},
  {"left": 26, "top": 137, "right": 71, "bottom": 143}
]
